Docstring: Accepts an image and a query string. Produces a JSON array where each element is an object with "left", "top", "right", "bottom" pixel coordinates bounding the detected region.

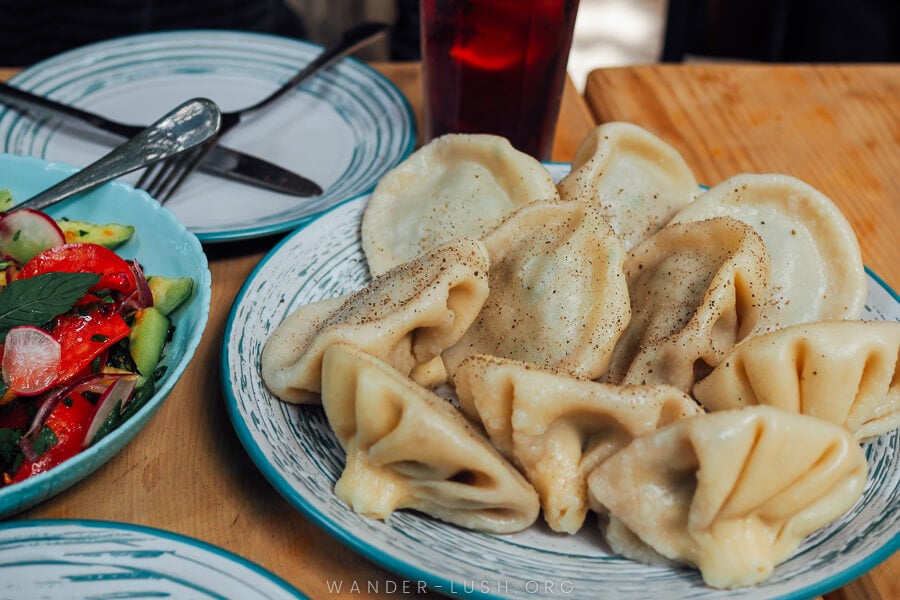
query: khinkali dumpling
[
  {"left": 588, "top": 406, "right": 867, "bottom": 588},
  {"left": 261, "top": 237, "right": 489, "bottom": 403},
  {"left": 693, "top": 320, "right": 900, "bottom": 441},
  {"left": 604, "top": 217, "right": 771, "bottom": 391},
  {"left": 442, "top": 199, "right": 630, "bottom": 379},
  {"left": 669, "top": 173, "right": 866, "bottom": 334},
  {"left": 454, "top": 354, "right": 702, "bottom": 534},
  {"left": 321, "top": 343, "right": 540, "bottom": 534},
  {"left": 361, "top": 133, "right": 559, "bottom": 276},
  {"left": 600, "top": 514, "right": 677, "bottom": 568},
  {"left": 557, "top": 122, "right": 699, "bottom": 250}
]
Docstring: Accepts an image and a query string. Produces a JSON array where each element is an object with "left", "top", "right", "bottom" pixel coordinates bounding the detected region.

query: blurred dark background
[
  {"left": 0, "top": 0, "right": 420, "bottom": 67},
  {"left": 662, "top": 0, "right": 899, "bottom": 62},
  {"left": 0, "top": 0, "right": 894, "bottom": 69}
]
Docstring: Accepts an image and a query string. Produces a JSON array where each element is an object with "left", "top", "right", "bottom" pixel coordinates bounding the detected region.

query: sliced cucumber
[
  {"left": 56, "top": 219, "right": 135, "bottom": 249},
  {"left": 128, "top": 306, "right": 171, "bottom": 388},
  {"left": 147, "top": 276, "right": 194, "bottom": 315},
  {"left": 0, "top": 189, "right": 12, "bottom": 211}
]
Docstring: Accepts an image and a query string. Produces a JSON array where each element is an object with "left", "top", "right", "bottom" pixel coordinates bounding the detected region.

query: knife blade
[
  {"left": 0, "top": 81, "right": 323, "bottom": 197},
  {"left": 202, "top": 144, "right": 323, "bottom": 197}
]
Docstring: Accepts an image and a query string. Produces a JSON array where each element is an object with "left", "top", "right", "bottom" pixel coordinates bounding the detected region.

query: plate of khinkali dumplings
[{"left": 222, "top": 125, "right": 899, "bottom": 599}]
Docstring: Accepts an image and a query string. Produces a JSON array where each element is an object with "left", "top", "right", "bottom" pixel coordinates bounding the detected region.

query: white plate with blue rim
[
  {"left": 0, "top": 30, "right": 416, "bottom": 243},
  {"left": 0, "top": 519, "right": 307, "bottom": 599},
  {"left": 221, "top": 164, "right": 899, "bottom": 599}
]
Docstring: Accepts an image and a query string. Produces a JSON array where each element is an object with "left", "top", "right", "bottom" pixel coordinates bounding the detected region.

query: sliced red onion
[
  {"left": 18, "top": 372, "right": 137, "bottom": 455},
  {"left": 119, "top": 259, "right": 154, "bottom": 314}
]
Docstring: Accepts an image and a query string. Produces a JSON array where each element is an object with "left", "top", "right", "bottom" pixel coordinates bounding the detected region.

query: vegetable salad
[{"left": 0, "top": 192, "right": 193, "bottom": 487}]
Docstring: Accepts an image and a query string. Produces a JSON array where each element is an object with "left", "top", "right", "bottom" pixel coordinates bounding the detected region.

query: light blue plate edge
[
  {"left": 5, "top": 29, "right": 419, "bottom": 245},
  {"left": 0, "top": 518, "right": 309, "bottom": 599},
  {"left": 219, "top": 167, "right": 900, "bottom": 599},
  {"left": 0, "top": 154, "right": 212, "bottom": 518}
]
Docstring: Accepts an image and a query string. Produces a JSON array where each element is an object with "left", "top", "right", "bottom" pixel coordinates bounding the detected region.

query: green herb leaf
[
  {"left": 31, "top": 425, "right": 58, "bottom": 456},
  {"left": 0, "top": 428, "right": 21, "bottom": 465},
  {"left": 0, "top": 272, "right": 100, "bottom": 340}
]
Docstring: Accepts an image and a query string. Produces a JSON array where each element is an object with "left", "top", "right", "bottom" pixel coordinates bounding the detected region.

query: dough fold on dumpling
[
  {"left": 321, "top": 343, "right": 540, "bottom": 534},
  {"left": 600, "top": 514, "right": 677, "bottom": 568},
  {"left": 604, "top": 217, "right": 770, "bottom": 391},
  {"left": 669, "top": 173, "right": 866, "bottom": 334},
  {"left": 454, "top": 354, "right": 702, "bottom": 534},
  {"left": 442, "top": 199, "right": 630, "bottom": 380},
  {"left": 587, "top": 406, "right": 867, "bottom": 589},
  {"left": 261, "top": 237, "right": 490, "bottom": 404},
  {"left": 361, "top": 133, "right": 559, "bottom": 276},
  {"left": 693, "top": 320, "right": 900, "bottom": 441},
  {"left": 556, "top": 122, "right": 699, "bottom": 251}
]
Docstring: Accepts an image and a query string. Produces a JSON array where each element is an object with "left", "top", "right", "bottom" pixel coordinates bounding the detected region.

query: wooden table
[{"left": 7, "top": 62, "right": 898, "bottom": 600}]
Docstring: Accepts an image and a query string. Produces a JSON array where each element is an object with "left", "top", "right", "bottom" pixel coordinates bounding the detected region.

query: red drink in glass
[{"left": 420, "top": 0, "right": 580, "bottom": 160}]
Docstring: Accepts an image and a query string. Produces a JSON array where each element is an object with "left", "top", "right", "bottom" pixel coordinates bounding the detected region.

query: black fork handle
[{"left": 233, "top": 21, "right": 390, "bottom": 121}]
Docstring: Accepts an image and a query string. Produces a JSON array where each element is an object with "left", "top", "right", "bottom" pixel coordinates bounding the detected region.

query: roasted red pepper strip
[
  {"left": 8, "top": 391, "right": 94, "bottom": 483},
  {"left": 51, "top": 306, "right": 130, "bottom": 384},
  {"left": 18, "top": 243, "right": 137, "bottom": 295}
]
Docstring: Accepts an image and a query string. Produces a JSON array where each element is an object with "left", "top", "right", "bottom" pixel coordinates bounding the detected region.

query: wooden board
[{"left": 583, "top": 64, "right": 899, "bottom": 291}]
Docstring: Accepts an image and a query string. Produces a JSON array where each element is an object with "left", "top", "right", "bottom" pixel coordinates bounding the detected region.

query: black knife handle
[{"left": 0, "top": 81, "right": 141, "bottom": 138}]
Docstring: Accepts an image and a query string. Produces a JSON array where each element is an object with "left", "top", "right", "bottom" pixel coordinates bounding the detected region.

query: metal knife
[{"left": 0, "top": 81, "right": 323, "bottom": 197}]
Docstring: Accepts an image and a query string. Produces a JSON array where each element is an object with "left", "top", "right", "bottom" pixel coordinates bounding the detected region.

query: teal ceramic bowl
[{"left": 0, "top": 153, "right": 211, "bottom": 518}]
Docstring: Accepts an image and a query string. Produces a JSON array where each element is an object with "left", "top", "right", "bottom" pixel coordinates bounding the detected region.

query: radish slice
[
  {"left": 0, "top": 208, "right": 66, "bottom": 263},
  {"left": 83, "top": 374, "right": 138, "bottom": 447},
  {"left": 2, "top": 325, "right": 61, "bottom": 394}
]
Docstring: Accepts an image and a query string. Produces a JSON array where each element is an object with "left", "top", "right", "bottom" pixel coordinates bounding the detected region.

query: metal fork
[
  {"left": 135, "top": 138, "right": 216, "bottom": 203},
  {"left": 136, "top": 20, "right": 388, "bottom": 203},
  {"left": 12, "top": 98, "right": 221, "bottom": 212}
]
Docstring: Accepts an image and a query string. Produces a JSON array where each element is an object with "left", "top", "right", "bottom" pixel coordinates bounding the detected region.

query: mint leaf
[{"left": 0, "top": 272, "right": 100, "bottom": 340}]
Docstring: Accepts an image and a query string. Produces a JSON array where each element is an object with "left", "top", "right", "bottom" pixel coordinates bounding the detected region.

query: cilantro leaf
[{"left": 0, "top": 272, "right": 100, "bottom": 340}]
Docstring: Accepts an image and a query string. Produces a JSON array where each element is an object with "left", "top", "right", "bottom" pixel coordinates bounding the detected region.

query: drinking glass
[{"left": 420, "top": 0, "right": 580, "bottom": 160}]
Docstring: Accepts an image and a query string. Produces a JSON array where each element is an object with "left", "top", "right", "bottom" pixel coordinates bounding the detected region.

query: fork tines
[{"left": 137, "top": 138, "right": 217, "bottom": 203}]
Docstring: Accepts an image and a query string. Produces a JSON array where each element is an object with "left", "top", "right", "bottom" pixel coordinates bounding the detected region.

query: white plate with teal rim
[
  {"left": 221, "top": 164, "right": 899, "bottom": 599},
  {"left": 0, "top": 519, "right": 307, "bottom": 599},
  {"left": 0, "top": 30, "right": 416, "bottom": 243},
  {"left": 0, "top": 154, "right": 211, "bottom": 518}
]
